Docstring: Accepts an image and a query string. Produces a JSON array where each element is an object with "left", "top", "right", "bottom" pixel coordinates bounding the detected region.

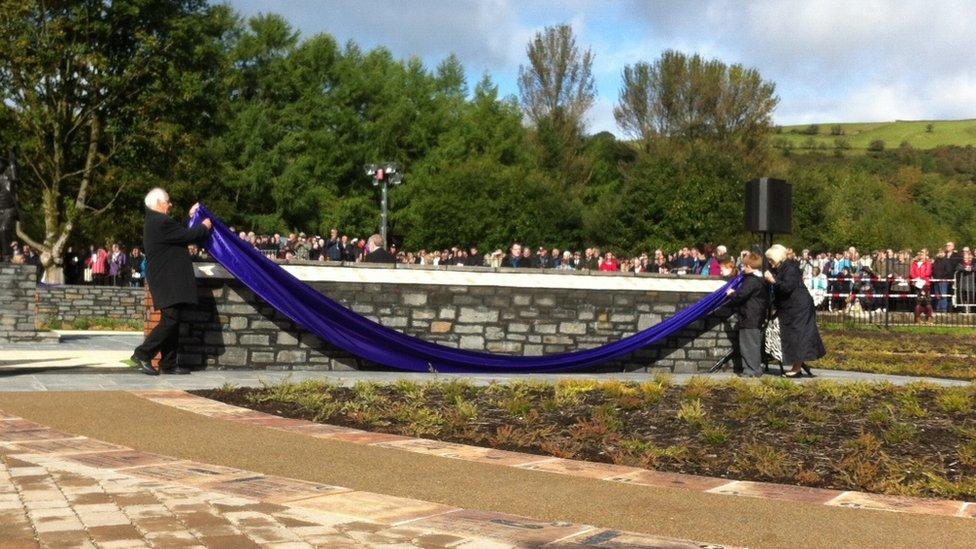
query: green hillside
[{"left": 774, "top": 118, "right": 976, "bottom": 153}]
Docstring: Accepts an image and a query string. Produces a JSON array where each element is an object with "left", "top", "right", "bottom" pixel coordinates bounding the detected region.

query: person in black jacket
[
  {"left": 362, "top": 234, "right": 396, "bottom": 264},
  {"left": 131, "top": 188, "right": 212, "bottom": 376},
  {"left": 764, "top": 244, "right": 825, "bottom": 378},
  {"left": 502, "top": 243, "right": 527, "bottom": 268},
  {"left": 932, "top": 250, "right": 954, "bottom": 312},
  {"left": 0, "top": 157, "right": 18, "bottom": 263},
  {"left": 725, "top": 252, "right": 769, "bottom": 377}
]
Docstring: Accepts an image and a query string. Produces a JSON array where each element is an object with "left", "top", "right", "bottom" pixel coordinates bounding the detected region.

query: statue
[{"left": 0, "top": 157, "right": 18, "bottom": 262}]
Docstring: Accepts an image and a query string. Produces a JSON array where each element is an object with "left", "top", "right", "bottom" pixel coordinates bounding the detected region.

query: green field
[{"left": 774, "top": 118, "right": 976, "bottom": 153}]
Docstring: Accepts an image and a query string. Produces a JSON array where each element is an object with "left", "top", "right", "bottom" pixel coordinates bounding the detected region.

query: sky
[{"left": 225, "top": 0, "right": 976, "bottom": 136}]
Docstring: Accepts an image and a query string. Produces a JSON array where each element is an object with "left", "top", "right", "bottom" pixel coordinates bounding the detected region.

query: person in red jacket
[
  {"left": 909, "top": 249, "right": 933, "bottom": 291},
  {"left": 910, "top": 250, "right": 934, "bottom": 322},
  {"left": 599, "top": 251, "right": 620, "bottom": 272},
  {"left": 86, "top": 244, "right": 108, "bottom": 285}
]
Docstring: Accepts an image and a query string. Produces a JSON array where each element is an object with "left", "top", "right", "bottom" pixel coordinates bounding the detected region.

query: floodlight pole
[
  {"left": 380, "top": 179, "right": 389, "bottom": 247},
  {"left": 364, "top": 162, "right": 402, "bottom": 248}
]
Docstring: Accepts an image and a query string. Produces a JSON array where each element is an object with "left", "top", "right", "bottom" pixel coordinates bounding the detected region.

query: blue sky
[{"left": 225, "top": 0, "right": 976, "bottom": 136}]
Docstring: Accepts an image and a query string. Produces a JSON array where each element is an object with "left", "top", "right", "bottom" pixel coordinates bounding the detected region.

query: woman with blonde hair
[{"left": 764, "top": 244, "right": 825, "bottom": 377}]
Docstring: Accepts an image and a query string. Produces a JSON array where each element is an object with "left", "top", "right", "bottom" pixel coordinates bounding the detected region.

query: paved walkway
[
  {"left": 0, "top": 408, "right": 723, "bottom": 548},
  {"left": 1, "top": 333, "right": 972, "bottom": 391},
  {"left": 1, "top": 391, "right": 973, "bottom": 548}
]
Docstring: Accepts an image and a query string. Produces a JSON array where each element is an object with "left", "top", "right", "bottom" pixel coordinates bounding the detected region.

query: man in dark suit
[
  {"left": 502, "top": 243, "right": 526, "bottom": 268},
  {"left": 363, "top": 234, "right": 396, "bottom": 264},
  {"left": 0, "top": 157, "right": 18, "bottom": 263},
  {"left": 131, "top": 188, "right": 212, "bottom": 375}
]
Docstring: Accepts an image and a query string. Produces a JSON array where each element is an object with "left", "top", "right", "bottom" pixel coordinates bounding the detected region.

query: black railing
[{"left": 813, "top": 274, "right": 976, "bottom": 327}]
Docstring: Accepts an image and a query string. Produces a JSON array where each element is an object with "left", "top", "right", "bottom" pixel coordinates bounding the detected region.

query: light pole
[{"left": 364, "top": 162, "right": 403, "bottom": 247}]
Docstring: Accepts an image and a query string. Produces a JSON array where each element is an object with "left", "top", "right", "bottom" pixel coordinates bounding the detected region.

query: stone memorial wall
[{"left": 171, "top": 262, "right": 735, "bottom": 373}]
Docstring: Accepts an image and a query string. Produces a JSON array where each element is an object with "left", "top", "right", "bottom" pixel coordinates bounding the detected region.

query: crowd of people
[
  {"left": 5, "top": 241, "right": 147, "bottom": 287},
  {"left": 7, "top": 229, "right": 976, "bottom": 321},
  {"left": 796, "top": 243, "right": 976, "bottom": 321}
]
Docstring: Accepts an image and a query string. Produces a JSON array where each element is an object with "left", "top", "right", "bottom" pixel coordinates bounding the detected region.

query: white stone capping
[{"left": 193, "top": 263, "right": 726, "bottom": 293}]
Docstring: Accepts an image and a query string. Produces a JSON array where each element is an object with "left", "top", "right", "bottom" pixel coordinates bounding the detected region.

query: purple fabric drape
[{"left": 191, "top": 206, "right": 741, "bottom": 373}]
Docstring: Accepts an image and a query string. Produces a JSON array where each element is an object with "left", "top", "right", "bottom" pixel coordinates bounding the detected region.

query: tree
[
  {"left": 0, "top": 0, "right": 232, "bottom": 282},
  {"left": 517, "top": 25, "right": 595, "bottom": 190},
  {"left": 396, "top": 76, "right": 578, "bottom": 250},
  {"left": 613, "top": 51, "right": 778, "bottom": 160},
  {"left": 803, "top": 124, "right": 820, "bottom": 135},
  {"left": 517, "top": 24, "right": 595, "bottom": 134}
]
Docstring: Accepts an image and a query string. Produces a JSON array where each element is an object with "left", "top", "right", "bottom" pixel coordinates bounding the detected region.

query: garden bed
[
  {"left": 819, "top": 325, "right": 976, "bottom": 381},
  {"left": 198, "top": 378, "right": 976, "bottom": 500}
]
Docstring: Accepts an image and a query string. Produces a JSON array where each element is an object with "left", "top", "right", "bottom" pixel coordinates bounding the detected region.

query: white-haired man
[
  {"left": 362, "top": 234, "right": 395, "bottom": 264},
  {"left": 131, "top": 188, "right": 212, "bottom": 376}
]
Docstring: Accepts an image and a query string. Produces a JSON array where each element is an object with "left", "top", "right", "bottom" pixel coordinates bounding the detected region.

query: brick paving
[{"left": 0, "top": 410, "right": 734, "bottom": 548}]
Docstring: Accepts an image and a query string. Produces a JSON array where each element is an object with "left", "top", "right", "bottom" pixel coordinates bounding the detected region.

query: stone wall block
[{"left": 458, "top": 307, "right": 498, "bottom": 323}]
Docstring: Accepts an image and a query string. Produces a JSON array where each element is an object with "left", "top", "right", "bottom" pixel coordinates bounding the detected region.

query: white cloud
[{"left": 230, "top": 0, "right": 528, "bottom": 71}]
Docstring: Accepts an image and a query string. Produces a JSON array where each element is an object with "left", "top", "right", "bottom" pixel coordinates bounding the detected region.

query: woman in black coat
[{"left": 764, "top": 244, "right": 826, "bottom": 377}]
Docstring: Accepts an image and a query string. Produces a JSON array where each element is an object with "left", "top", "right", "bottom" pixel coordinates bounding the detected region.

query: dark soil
[{"left": 197, "top": 378, "right": 976, "bottom": 500}]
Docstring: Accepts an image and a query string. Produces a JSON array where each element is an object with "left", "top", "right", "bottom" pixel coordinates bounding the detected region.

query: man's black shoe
[
  {"left": 161, "top": 367, "right": 191, "bottom": 375},
  {"left": 131, "top": 356, "right": 158, "bottom": 376}
]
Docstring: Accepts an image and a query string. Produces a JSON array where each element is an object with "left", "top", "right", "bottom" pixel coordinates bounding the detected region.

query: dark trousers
[
  {"left": 0, "top": 207, "right": 15, "bottom": 261},
  {"left": 134, "top": 306, "right": 182, "bottom": 368},
  {"left": 734, "top": 328, "right": 763, "bottom": 377}
]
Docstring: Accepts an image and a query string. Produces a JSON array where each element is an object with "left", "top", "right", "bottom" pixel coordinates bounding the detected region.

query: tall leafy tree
[
  {"left": 0, "top": 0, "right": 232, "bottom": 282},
  {"left": 518, "top": 24, "right": 595, "bottom": 192},
  {"left": 614, "top": 50, "right": 778, "bottom": 164}
]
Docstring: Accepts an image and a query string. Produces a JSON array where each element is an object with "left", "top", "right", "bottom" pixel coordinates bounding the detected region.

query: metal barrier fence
[{"left": 813, "top": 274, "right": 976, "bottom": 327}]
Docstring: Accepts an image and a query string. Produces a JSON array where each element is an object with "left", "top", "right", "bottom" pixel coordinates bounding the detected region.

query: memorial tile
[
  {"left": 293, "top": 490, "right": 457, "bottom": 524},
  {"left": 554, "top": 528, "right": 738, "bottom": 548},
  {"left": 277, "top": 423, "right": 363, "bottom": 438},
  {"left": 231, "top": 415, "right": 312, "bottom": 428},
  {"left": 377, "top": 438, "right": 549, "bottom": 466},
  {"left": 707, "top": 480, "right": 843, "bottom": 505},
  {"left": 443, "top": 445, "right": 551, "bottom": 467},
  {"left": 0, "top": 419, "right": 46, "bottom": 432},
  {"left": 15, "top": 437, "right": 127, "bottom": 455},
  {"left": 518, "top": 458, "right": 641, "bottom": 479},
  {"left": 407, "top": 509, "right": 590, "bottom": 546},
  {"left": 125, "top": 460, "right": 252, "bottom": 485},
  {"left": 374, "top": 438, "right": 472, "bottom": 456},
  {"left": 129, "top": 390, "right": 196, "bottom": 399},
  {"left": 64, "top": 450, "right": 178, "bottom": 470},
  {"left": 609, "top": 469, "right": 729, "bottom": 491},
  {"left": 200, "top": 474, "right": 350, "bottom": 503},
  {"left": 328, "top": 430, "right": 411, "bottom": 444},
  {"left": 0, "top": 428, "right": 75, "bottom": 442},
  {"left": 826, "top": 491, "right": 966, "bottom": 517}
]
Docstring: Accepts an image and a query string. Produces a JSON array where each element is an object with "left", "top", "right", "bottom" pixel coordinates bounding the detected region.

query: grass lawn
[
  {"left": 775, "top": 118, "right": 976, "bottom": 152},
  {"left": 819, "top": 324, "right": 976, "bottom": 381},
  {"left": 200, "top": 378, "right": 976, "bottom": 500}
]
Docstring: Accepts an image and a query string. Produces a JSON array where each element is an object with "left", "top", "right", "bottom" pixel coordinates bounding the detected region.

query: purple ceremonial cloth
[{"left": 190, "top": 206, "right": 742, "bottom": 373}]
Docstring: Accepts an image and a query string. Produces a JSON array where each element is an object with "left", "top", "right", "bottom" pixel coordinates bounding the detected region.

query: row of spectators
[
  {"left": 798, "top": 243, "right": 976, "bottom": 317},
  {"left": 9, "top": 231, "right": 975, "bottom": 312},
  {"left": 226, "top": 229, "right": 735, "bottom": 276}
]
